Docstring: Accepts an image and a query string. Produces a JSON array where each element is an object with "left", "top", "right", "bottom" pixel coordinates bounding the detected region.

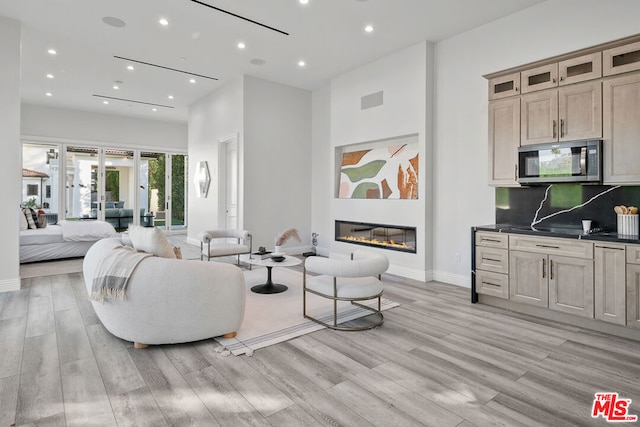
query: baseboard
[
  {"left": 386, "top": 264, "right": 431, "bottom": 282},
  {"left": 431, "top": 270, "right": 471, "bottom": 288},
  {"left": 0, "top": 278, "right": 21, "bottom": 293}
]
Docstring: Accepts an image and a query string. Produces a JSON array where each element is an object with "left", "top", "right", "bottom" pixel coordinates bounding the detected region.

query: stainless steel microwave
[{"left": 517, "top": 140, "right": 602, "bottom": 185}]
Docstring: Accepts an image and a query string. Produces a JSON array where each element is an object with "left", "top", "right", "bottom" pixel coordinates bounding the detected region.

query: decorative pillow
[
  {"left": 128, "top": 225, "right": 176, "bottom": 259},
  {"left": 19, "top": 208, "right": 28, "bottom": 231},
  {"left": 22, "top": 208, "right": 37, "bottom": 229},
  {"left": 173, "top": 246, "right": 182, "bottom": 259}
]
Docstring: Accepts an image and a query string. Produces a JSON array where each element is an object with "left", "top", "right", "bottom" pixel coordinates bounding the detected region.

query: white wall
[
  {"left": 434, "top": 0, "right": 640, "bottom": 286},
  {"left": 311, "top": 84, "right": 332, "bottom": 256},
  {"left": 22, "top": 104, "right": 187, "bottom": 149},
  {"left": 0, "top": 17, "right": 21, "bottom": 291},
  {"left": 326, "top": 41, "right": 433, "bottom": 280},
  {"left": 187, "top": 75, "right": 244, "bottom": 242},
  {"left": 243, "top": 76, "right": 312, "bottom": 251}
]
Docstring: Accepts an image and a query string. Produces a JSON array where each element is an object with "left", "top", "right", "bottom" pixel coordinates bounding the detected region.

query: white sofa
[{"left": 83, "top": 237, "right": 246, "bottom": 347}]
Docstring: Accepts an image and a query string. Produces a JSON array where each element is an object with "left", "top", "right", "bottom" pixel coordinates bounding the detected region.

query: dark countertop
[{"left": 474, "top": 224, "right": 640, "bottom": 244}]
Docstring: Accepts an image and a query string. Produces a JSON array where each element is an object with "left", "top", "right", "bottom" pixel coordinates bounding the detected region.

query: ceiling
[{"left": 0, "top": 0, "right": 546, "bottom": 123}]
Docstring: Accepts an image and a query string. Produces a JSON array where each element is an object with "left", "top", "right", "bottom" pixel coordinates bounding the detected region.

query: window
[
  {"left": 46, "top": 185, "right": 51, "bottom": 198},
  {"left": 27, "top": 184, "right": 39, "bottom": 196}
]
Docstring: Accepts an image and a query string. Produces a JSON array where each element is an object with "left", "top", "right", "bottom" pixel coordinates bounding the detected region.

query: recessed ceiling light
[
  {"left": 168, "top": 95, "right": 174, "bottom": 100},
  {"left": 189, "top": 78, "right": 196, "bottom": 84},
  {"left": 113, "top": 85, "right": 120, "bottom": 90},
  {"left": 152, "top": 108, "right": 157, "bottom": 112},
  {"left": 45, "top": 92, "right": 52, "bottom": 97},
  {"left": 46, "top": 74, "right": 54, "bottom": 79},
  {"left": 298, "top": 60, "right": 306, "bottom": 67},
  {"left": 364, "top": 24, "right": 374, "bottom": 33},
  {"left": 103, "top": 101, "right": 109, "bottom": 105},
  {"left": 159, "top": 18, "right": 169, "bottom": 26},
  {"left": 237, "top": 42, "right": 246, "bottom": 49},
  {"left": 299, "top": 0, "right": 309, "bottom": 4},
  {"left": 127, "top": 65, "right": 134, "bottom": 71},
  {"left": 48, "top": 49, "right": 57, "bottom": 55}
]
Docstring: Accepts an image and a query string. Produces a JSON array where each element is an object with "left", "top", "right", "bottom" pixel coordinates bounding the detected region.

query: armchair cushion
[
  {"left": 305, "top": 275, "right": 383, "bottom": 299},
  {"left": 199, "top": 229, "right": 252, "bottom": 261}
]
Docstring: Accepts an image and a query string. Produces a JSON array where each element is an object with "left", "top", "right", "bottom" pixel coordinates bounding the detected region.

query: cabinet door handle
[
  {"left": 542, "top": 258, "right": 546, "bottom": 279},
  {"left": 560, "top": 119, "right": 564, "bottom": 138},
  {"left": 514, "top": 164, "right": 518, "bottom": 181},
  {"left": 550, "top": 260, "right": 554, "bottom": 280},
  {"left": 483, "top": 258, "right": 501, "bottom": 263},
  {"left": 596, "top": 245, "right": 624, "bottom": 251},
  {"left": 553, "top": 120, "right": 557, "bottom": 139},
  {"left": 536, "top": 244, "right": 560, "bottom": 249}
]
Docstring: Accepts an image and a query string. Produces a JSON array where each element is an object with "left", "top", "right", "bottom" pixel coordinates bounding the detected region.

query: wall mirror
[{"left": 194, "top": 161, "right": 211, "bottom": 198}]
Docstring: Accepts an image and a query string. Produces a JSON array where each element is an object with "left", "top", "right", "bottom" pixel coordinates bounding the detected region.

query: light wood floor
[{"left": 2, "top": 268, "right": 640, "bottom": 426}]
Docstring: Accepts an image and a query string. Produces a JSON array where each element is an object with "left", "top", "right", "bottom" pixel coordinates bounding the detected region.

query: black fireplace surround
[{"left": 335, "top": 220, "right": 416, "bottom": 253}]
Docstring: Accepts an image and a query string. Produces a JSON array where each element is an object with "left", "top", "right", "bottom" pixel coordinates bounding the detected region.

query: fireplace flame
[{"left": 340, "top": 235, "right": 414, "bottom": 250}]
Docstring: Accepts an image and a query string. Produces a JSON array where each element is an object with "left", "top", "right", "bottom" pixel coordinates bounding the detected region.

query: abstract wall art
[{"left": 339, "top": 142, "right": 419, "bottom": 199}]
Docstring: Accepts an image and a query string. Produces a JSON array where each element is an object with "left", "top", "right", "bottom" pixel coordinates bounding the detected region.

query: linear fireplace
[{"left": 335, "top": 220, "right": 417, "bottom": 253}]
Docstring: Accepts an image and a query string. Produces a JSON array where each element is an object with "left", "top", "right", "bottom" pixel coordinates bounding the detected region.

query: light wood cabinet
[
  {"left": 594, "top": 243, "right": 626, "bottom": 325},
  {"left": 488, "top": 72, "right": 520, "bottom": 100},
  {"left": 521, "top": 53, "right": 601, "bottom": 94},
  {"left": 602, "top": 73, "right": 640, "bottom": 184},
  {"left": 475, "top": 231, "right": 509, "bottom": 299},
  {"left": 627, "top": 264, "right": 640, "bottom": 329},
  {"left": 521, "top": 81, "right": 602, "bottom": 145},
  {"left": 548, "top": 255, "right": 594, "bottom": 318},
  {"left": 603, "top": 40, "right": 640, "bottom": 76},
  {"left": 509, "top": 250, "right": 548, "bottom": 307},
  {"left": 488, "top": 98, "right": 520, "bottom": 185}
]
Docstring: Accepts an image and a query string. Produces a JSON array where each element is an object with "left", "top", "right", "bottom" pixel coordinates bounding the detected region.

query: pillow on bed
[
  {"left": 19, "top": 208, "right": 28, "bottom": 231},
  {"left": 128, "top": 226, "right": 176, "bottom": 259},
  {"left": 21, "top": 208, "right": 37, "bottom": 229}
]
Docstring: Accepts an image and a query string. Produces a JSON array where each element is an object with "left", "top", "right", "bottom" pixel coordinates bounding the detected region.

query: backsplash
[{"left": 495, "top": 185, "right": 640, "bottom": 231}]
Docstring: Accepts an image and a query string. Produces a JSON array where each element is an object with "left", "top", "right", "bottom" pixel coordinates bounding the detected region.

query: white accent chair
[
  {"left": 303, "top": 250, "right": 389, "bottom": 331},
  {"left": 83, "top": 237, "right": 246, "bottom": 348},
  {"left": 198, "top": 229, "right": 252, "bottom": 265}
]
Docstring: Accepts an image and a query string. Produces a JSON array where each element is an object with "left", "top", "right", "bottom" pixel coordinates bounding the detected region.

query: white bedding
[
  {"left": 19, "top": 220, "right": 118, "bottom": 263},
  {"left": 59, "top": 220, "right": 117, "bottom": 241}
]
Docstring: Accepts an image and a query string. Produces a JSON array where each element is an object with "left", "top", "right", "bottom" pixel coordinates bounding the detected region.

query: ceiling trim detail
[
  {"left": 113, "top": 56, "right": 219, "bottom": 80},
  {"left": 188, "top": 0, "right": 290, "bottom": 36},
  {"left": 92, "top": 94, "right": 175, "bottom": 108}
]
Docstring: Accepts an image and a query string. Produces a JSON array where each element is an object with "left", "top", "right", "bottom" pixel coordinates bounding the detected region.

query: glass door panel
[
  {"left": 22, "top": 143, "right": 60, "bottom": 224},
  {"left": 65, "top": 146, "right": 99, "bottom": 220},
  {"left": 104, "top": 149, "right": 135, "bottom": 231},
  {"left": 170, "top": 154, "right": 187, "bottom": 230},
  {"left": 140, "top": 152, "right": 166, "bottom": 228}
]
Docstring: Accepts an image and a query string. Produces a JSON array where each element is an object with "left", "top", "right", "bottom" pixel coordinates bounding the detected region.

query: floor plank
[{"left": 5, "top": 264, "right": 640, "bottom": 425}]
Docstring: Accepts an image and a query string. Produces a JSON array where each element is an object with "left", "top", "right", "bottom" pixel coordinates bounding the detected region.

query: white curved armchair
[
  {"left": 303, "top": 250, "right": 389, "bottom": 331},
  {"left": 198, "top": 229, "right": 252, "bottom": 266}
]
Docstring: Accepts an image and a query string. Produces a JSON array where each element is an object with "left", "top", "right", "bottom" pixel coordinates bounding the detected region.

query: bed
[{"left": 20, "top": 220, "right": 117, "bottom": 263}]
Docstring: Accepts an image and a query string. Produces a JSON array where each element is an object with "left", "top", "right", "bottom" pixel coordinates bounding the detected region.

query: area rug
[{"left": 215, "top": 267, "right": 400, "bottom": 356}]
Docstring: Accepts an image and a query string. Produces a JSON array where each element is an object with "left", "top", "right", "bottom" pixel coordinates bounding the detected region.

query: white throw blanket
[
  {"left": 90, "top": 246, "right": 152, "bottom": 303},
  {"left": 59, "top": 220, "right": 117, "bottom": 241}
]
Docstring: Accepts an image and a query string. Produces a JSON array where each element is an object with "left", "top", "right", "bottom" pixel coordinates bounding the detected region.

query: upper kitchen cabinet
[
  {"left": 604, "top": 40, "right": 640, "bottom": 76},
  {"left": 488, "top": 72, "right": 520, "bottom": 100},
  {"left": 488, "top": 97, "right": 520, "bottom": 186},
  {"left": 521, "top": 53, "right": 601, "bottom": 94},
  {"left": 521, "top": 81, "right": 602, "bottom": 146},
  {"left": 603, "top": 72, "right": 640, "bottom": 184}
]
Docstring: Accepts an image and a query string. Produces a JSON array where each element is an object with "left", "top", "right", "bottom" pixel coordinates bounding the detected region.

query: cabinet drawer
[
  {"left": 476, "top": 247, "right": 508, "bottom": 274},
  {"left": 627, "top": 244, "right": 640, "bottom": 264},
  {"left": 603, "top": 40, "right": 640, "bottom": 76},
  {"left": 509, "top": 235, "right": 593, "bottom": 259},
  {"left": 476, "top": 231, "right": 508, "bottom": 249},
  {"left": 476, "top": 270, "right": 509, "bottom": 299}
]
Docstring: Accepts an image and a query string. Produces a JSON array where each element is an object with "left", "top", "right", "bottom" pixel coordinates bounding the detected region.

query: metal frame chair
[{"left": 198, "top": 229, "right": 252, "bottom": 266}]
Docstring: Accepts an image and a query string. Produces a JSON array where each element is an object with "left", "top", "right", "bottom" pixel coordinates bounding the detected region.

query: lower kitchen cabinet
[
  {"left": 627, "top": 263, "right": 640, "bottom": 329},
  {"left": 548, "top": 255, "right": 594, "bottom": 318},
  {"left": 509, "top": 250, "right": 548, "bottom": 307},
  {"left": 594, "top": 243, "right": 626, "bottom": 325}
]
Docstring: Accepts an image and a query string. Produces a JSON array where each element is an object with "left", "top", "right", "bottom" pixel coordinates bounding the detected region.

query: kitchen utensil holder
[{"left": 617, "top": 214, "right": 639, "bottom": 236}]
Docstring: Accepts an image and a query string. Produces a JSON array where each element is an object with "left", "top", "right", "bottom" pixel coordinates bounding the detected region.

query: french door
[{"left": 24, "top": 143, "right": 186, "bottom": 231}]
